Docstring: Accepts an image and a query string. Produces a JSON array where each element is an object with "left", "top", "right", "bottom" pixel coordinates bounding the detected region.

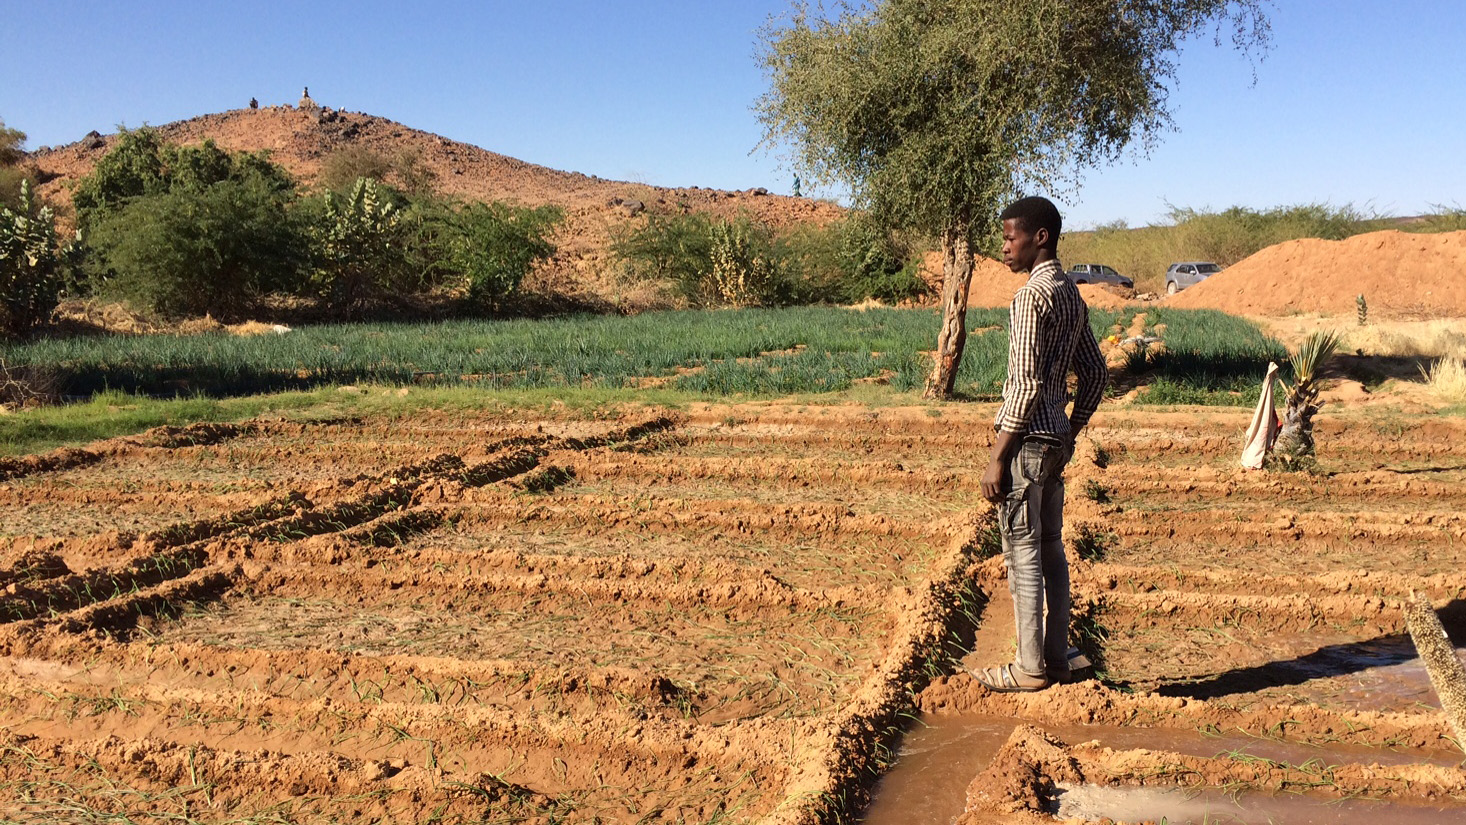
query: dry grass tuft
[{"left": 1422, "top": 355, "right": 1466, "bottom": 403}]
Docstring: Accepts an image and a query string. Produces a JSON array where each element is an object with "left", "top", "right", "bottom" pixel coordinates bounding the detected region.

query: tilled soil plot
[
  {"left": 0, "top": 405, "right": 1005, "bottom": 824},
  {"left": 910, "top": 408, "right": 1466, "bottom": 824},
  {"left": 5, "top": 403, "right": 1466, "bottom": 824}
]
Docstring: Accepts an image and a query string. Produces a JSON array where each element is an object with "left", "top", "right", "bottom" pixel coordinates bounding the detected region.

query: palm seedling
[{"left": 1268, "top": 329, "right": 1342, "bottom": 471}]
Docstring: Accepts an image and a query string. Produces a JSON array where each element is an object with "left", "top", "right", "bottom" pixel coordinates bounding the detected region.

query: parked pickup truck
[{"left": 1065, "top": 263, "right": 1133, "bottom": 289}]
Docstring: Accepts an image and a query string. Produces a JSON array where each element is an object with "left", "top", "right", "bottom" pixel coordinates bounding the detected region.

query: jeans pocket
[{"left": 1020, "top": 443, "right": 1049, "bottom": 482}]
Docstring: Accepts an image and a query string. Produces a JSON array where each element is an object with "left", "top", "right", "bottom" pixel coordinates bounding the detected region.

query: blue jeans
[{"left": 999, "top": 439, "right": 1072, "bottom": 679}]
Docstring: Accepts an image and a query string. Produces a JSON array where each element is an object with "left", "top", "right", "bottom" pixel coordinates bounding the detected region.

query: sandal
[{"left": 968, "top": 662, "right": 1049, "bottom": 693}]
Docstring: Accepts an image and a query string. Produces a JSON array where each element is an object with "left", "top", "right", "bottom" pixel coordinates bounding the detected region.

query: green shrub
[
  {"left": 71, "top": 128, "right": 170, "bottom": 228},
  {"left": 443, "top": 201, "right": 560, "bottom": 305},
  {"left": 87, "top": 176, "right": 304, "bottom": 318},
  {"left": 0, "top": 119, "right": 32, "bottom": 212},
  {"left": 74, "top": 130, "right": 306, "bottom": 316},
  {"left": 775, "top": 213, "right": 926, "bottom": 305},
  {"left": 612, "top": 212, "right": 716, "bottom": 299},
  {"left": 707, "top": 218, "right": 778, "bottom": 307},
  {"left": 309, "top": 178, "right": 409, "bottom": 316},
  {"left": 611, "top": 212, "right": 783, "bottom": 307},
  {"left": 0, "top": 180, "right": 66, "bottom": 338},
  {"left": 319, "top": 146, "right": 437, "bottom": 197}
]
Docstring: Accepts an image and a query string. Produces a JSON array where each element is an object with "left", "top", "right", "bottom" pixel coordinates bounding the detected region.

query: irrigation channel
[{"left": 0, "top": 402, "right": 1464, "bottom": 823}]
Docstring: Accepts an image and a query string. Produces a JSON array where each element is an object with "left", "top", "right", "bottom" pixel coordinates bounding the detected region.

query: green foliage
[
  {"left": 74, "top": 131, "right": 305, "bottom": 316},
  {"left": 615, "top": 210, "right": 924, "bottom": 308},
  {"left": 612, "top": 212, "right": 716, "bottom": 297},
  {"left": 0, "top": 118, "right": 32, "bottom": 212},
  {"left": 0, "top": 305, "right": 1011, "bottom": 399},
  {"left": 86, "top": 175, "right": 305, "bottom": 318},
  {"left": 443, "top": 201, "right": 560, "bottom": 304},
  {"left": 0, "top": 120, "right": 24, "bottom": 167},
  {"left": 757, "top": 0, "right": 1270, "bottom": 240},
  {"left": 0, "top": 180, "right": 66, "bottom": 338},
  {"left": 1407, "top": 205, "right": 1466, "bottom": 233},
  {"left": 71, "top": 128, "right": 169, "bottom": 227},
  {"left": 777, "top": 213, "right": 928, "bottom": 305},
  {"left": 613, "top": 213, "right": 783, "bottom": 307},
  {"left": 309, "top": 178, "right": 408, "bottom": 316},
  {"left": 708, "top": 218, "right": 778, "bottom": 307},
  {"left": 73, "top": 129, "right": 295, "bottom": 227},
  {"left": 319, "top": 146, "right": 437, "bottom": 197},
  {"left": 1128, "top": 307, "right": 1288, "bottom": 403}
]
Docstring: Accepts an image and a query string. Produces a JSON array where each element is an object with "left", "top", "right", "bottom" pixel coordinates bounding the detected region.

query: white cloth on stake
[{"left": 1240, "top": 361, "right": 1280, "bottom": 470}]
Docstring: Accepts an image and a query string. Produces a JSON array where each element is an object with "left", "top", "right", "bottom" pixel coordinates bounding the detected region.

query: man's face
[{"left": 1001, "top": 218, "right": 1045, "bottom": 273}]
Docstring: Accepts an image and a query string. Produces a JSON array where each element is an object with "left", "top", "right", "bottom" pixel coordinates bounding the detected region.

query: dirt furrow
[
  {"left": 452, "top": 491, "right": 945, "bottom": 540},
  {"left": 0, "top": 639, "right": 696, "bottom": 718},
  {"left": 0, "top": 567, "right": 237, "bottom": 652},
  {"left": 918, "top": 679, "right": 1455, "bottom": 751}
]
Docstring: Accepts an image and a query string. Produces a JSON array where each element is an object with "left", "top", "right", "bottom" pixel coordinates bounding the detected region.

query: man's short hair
[{"left": 1000, "top": 196, "right": 1062, "bottom": 242}]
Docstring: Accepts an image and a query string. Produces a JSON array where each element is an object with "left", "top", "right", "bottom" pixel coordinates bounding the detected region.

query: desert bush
[
  {"left": 71, "top": 128, "right": 170, "bottom": 228},
  {"left": 309, "top": 178, "right": 409, "bottom": 316},
  {"left": 0, "top": 118, "right": 32, "bottom": 212},
  {"left": 319, "top": 146, "right": 437, "bottom": 197},
  {"left": 776, "top": 213, "right": 927, "bottom": 305},
  {"left": 440, "top": 201, "right": 560, "bottom": 305},
  {"left": 1422, "top": 355, "right": 1466, "bottom": 404},
  {"left": 612, "top": 212, "right": 716, "bottom": 300},
  {"left": 0, "top": 180, "right": 66, "bottom": 338},
  {"left": 74, "top": 131, "right": 306, "bottom": 316},
  {"left": 1407, "top": 206, "right": 1466, "bottom": 234},
  {"left": 86, "top": 176, "right": 305, "bottom": 318},
  {"left": 615, "top": 213, "right": 802, "bottom": 308},
  {"left": 707, "top": 218, "right": 778, "bottom": 307}
]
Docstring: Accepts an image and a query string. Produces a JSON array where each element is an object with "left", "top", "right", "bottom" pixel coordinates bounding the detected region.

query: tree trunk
[
  {"left": 1269, "top": 397, "right": 1317, "bottom": 470},
  {"left": 924, "top": 219, "right": 975, "bottom": 400}
]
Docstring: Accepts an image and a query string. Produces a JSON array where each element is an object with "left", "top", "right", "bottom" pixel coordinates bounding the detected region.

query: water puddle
[
  {"left": 860, "top": 713, "right": 1464, "bottom": 825},
  {"left": 1056, "top": 783, "right": 1461, "bottom": 824}
]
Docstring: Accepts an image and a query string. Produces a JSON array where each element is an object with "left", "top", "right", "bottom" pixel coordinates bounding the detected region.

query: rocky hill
[{"left": 28, "top": 103, "right": 843, "bottom": 307}]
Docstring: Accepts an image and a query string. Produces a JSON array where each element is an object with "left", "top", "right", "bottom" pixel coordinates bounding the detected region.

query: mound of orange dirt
[{"left": 1166, "top": 230, "right": 1466, "bottom": 319}]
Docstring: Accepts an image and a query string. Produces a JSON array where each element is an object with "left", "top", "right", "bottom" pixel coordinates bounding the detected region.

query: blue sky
[{"left": 2, "top": 1, "right": 1463, "bottom": 228}]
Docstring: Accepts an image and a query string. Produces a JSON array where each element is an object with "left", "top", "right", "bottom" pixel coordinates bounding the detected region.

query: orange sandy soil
[
  {"left": 3, "top": 398, "right": 1466, "bottom": 823},
  {"left": 925, "top": 405, "right": 1466, "bottom": 824}
]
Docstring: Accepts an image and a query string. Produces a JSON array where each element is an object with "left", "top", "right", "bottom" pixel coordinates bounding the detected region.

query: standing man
[{"left": 971, "top": 196, "right": 1107, "bottom": 692}]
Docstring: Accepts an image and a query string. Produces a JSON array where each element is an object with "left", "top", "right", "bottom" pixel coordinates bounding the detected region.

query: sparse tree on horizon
[{"left": 757, "top": 0, "right": 1271, "bottom": 398}]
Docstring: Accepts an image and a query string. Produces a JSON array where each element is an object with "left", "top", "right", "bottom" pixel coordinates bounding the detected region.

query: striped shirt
[{"left": 994, "top": 259, "right": 1108, "bottom": 439}]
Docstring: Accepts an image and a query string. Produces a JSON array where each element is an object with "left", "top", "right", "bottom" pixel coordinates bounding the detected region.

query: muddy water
[
  {"left": 860, "top": 712, "right": 1464, "bottom": 825},
  {"left": 1055, "top": 783, "right": 1462, "bottom": 824}
]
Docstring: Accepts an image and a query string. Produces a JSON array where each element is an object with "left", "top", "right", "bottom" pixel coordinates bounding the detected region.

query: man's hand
[
  {"left": 983, "top": 429, "right": 1023, "bottom": 504},
  {"left": 981, "top": 457, "right": 1007, "bottom": 503}
]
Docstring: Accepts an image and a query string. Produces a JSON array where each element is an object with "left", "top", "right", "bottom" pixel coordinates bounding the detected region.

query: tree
[
  {"left": 87, "top": 176, "right": 304, "bottom": 318},
  {"left": 77, "top": 131, "right": 305, "bottom": 316},
  {"left": 443, "top": 201, "right": 561, "bottom": 306},
  {"left": 758, "top": 0, "right": 1270, "bottom": 398}
]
